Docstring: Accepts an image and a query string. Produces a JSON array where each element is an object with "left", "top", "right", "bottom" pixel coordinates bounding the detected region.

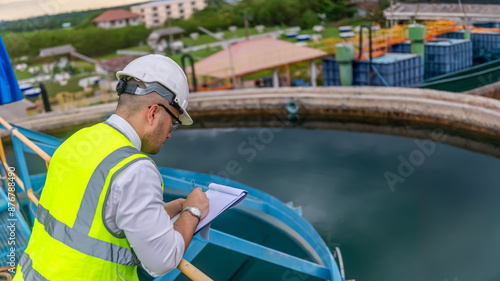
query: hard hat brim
[{"left": 179, "top": 110, "right": 193, "bottom": 125}]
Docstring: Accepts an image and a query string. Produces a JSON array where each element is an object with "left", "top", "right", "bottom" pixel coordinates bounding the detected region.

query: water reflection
[
  {"left": 151, "top": 128, "right": 500, "bottom": 281},
  {"left": 35, "top": 124, "right": 500, "bottom": 281}
]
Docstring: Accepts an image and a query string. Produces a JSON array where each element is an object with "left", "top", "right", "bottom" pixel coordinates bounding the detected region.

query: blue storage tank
[
  {"left": 322, "top": 58, "right": 341, "bottom": 86},
  {"left": 471, "top": 31, "right": 500, "bottom": 60},
  {"left": 439, "top": 30, "right": 500, "bottom": 61},
  {"left": 322, "top": 53, "right": 423, "bottom": 87},
  {"left": 387, "top": 39, "right": 473, "bottom": 79},
  {"left": 473, "top": 22, "right": 500, "bottom": 28},
  {"left": 389, "top": 40, "right": 411, "bottom": 53},
  {"left": 424, "top": 39, "right": 473, "bottom": 79},
  {"left": 437, "top": 31, "right": 465, "bottom": 40}
]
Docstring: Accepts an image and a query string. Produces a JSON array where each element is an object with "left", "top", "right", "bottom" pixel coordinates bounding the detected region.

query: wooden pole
[
  {"left": 2, "top": 162, "right": 39, "bottom": 206},
  {"left": 0, "top": 116, "right": 51, "bottom": 164},
  {"left": 178, "top": 258, "right": 213, "bottom": 281},
  {"left": 286, "top": 64, "right": 291, "bottom": 86}
]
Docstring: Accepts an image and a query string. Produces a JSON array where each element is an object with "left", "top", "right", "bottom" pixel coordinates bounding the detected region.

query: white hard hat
[{"left": 116, "top": 54, "right": 193, "bottom": 125}]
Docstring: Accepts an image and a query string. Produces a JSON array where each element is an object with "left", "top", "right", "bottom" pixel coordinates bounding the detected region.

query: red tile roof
[{"left": 93, "top": 9, "right": 140, "bottom": 23}]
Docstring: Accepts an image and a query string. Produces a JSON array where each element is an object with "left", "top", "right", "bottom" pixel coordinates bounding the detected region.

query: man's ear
[{"left": 146, "top": 105, "right": 159, "bottom": 125}]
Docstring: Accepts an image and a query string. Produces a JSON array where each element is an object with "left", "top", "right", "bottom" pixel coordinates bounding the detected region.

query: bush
[{"left": 4, "top": 25, "right": 150, "bottom": 59}]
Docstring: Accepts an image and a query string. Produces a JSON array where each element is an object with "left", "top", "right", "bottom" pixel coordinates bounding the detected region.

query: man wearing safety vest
[{"left": 13, "top": 54, "right": 209, "bottom": 280}]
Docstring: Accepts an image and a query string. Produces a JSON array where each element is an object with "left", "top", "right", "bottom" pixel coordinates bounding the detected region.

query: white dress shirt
[{"left": 104, "top": 114, "right": 185, "bottom": 277}]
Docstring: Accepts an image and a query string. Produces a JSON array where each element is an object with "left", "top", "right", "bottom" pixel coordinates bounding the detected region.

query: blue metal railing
[
  {"left": 0, "top": 123, "right": 62, "bottom": 225},
  {"left": 0, "top": 123, "right": 344, "bottom": 280}
]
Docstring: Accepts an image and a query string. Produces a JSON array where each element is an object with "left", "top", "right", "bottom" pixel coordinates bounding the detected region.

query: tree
[
  {"left": 365, "top": 0, "right": 391, "bottom": 27},
  {"left": 300, "top": 10, "right": 320, "bottom": 29}
]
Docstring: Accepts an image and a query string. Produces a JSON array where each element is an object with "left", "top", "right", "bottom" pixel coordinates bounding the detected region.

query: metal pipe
[
  {"left": 39, "top": 82, "right": 51, "bottom": 112},
  {"left": 181, "top": 54, "right": 197, "bottom": 92},
  {"left": 359, "top": 25, "right": 374, "bottom": 85},
  {"left": 368, "top": 25, "right": 373, "bottom": 86},
  {"left": 358, "top": 28, "right": 363, "bottom": 60}
]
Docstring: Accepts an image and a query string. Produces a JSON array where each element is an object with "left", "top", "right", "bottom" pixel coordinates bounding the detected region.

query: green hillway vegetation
[
  {"left": 3, "top": 0, "right": 387, "bottom": 59},
  {"left": 4, "top": 0, "right": 389, "bottom": 94}
]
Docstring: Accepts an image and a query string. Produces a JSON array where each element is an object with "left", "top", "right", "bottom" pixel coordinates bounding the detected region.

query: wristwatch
[{"left": 180, "top": 206, "right": 202, "bottom": 221}]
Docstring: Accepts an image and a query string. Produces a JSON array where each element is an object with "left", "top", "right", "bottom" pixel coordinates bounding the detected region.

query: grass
[
  {"left": 12, "top": 63, "right": 46, "bottom": 81},
  {"left": 94, "top": 53, "right": 122, "bottom": 60},
  {"left": 13, "top": 69, "right": 34, "bottom": 80},
  {"left": 93, "top": 45, "right": 153, "bottom": 61},
  {"left": 182, "top": 27, "right": 278, "bottom": 47},
  {"left": 279, "top": 26, "right": 340, "bottom": 43},
  {"left": 334, "top": 17, "right": 372, "bottom": 28},
  {"left": 73, "top": 61, "right": 95, "bottom": 73},
  {"left": 188, "top": 46, "right": 222, "bottom": 61},
  {"left": 170, "top": 46, "right": 222, "bottom": 65},
  {"left": 120, "top": 45, "right": 153, "bottom": 53},
  {"left": 323, "top": 27, "right": 340, "bottom": 38},
  {"left": 44, "top": 73, "right": 96, "bottom": 96},
  {"left": 244, "top": 70, "right": 273, "bottom": 81}
]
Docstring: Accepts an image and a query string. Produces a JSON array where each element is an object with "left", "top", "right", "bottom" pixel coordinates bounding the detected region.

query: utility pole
[
  {"left": 244, "top": 11, "right": 249, "bottom": 40},
  {"left": 390, "top": 0, "right": 394, "bottom": 28},
  {"left": 458, "top": 0, "right": 470, "bottom": 39},
  {"left": 167, "top": 18, "right": 174, "bottom": 56},
  {"left": 198, "top": 26, "right": 237, "bottom": 88}
]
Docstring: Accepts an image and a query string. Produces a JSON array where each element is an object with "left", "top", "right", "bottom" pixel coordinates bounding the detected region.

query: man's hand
[
  {"left": 174, "top": 188, "right": 209, "bottom": 253},
  {"left": 183, "top": 187, "right": 209, "bottom": 220},
  {"left": 164, "top": 198, "right": 185, "bottom": 219}
]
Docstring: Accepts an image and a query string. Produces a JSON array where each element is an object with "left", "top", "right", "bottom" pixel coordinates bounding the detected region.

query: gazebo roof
[{"left": 192, "top": 37, "right": 327, "bottom": 78}]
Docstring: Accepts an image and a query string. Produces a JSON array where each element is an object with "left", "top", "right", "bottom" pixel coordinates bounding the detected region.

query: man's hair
[{"left": 116, "top": 79, "right": 168, "bottom": 117}]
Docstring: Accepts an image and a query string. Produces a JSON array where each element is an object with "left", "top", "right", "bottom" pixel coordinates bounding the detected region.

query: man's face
[{"left": 141, "top": 103, "right": 180, "bottom": 154}]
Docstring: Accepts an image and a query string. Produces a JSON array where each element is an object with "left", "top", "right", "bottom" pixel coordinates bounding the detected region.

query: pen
[{"left": 191, "top": 179, "right": 208, "bottom": 192}]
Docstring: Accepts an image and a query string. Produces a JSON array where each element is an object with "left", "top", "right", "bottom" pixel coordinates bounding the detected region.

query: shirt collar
[{"left": 105, "top": 114, "right": 142, "bottom": 150}]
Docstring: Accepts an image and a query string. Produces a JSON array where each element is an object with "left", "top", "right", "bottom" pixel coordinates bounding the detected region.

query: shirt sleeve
[{"left": 110, "top": 160, "right": 185, "bottom": 276}]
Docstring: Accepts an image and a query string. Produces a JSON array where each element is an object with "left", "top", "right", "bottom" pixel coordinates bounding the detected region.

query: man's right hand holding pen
[{"left": 173, "top": 186, "right": 209, "bottom": 253}]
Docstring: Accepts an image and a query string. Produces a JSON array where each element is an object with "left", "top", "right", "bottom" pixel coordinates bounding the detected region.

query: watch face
[
  {"left": 187, "top": 207, "right": 201, "bottom": 219},
  {"left": 191, "top": 207, "right": 201, "bottom": 218}
]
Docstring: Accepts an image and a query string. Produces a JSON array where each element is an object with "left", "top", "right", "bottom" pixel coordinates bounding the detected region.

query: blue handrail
[{"left": 0, "top": 123, "right": 344, "bottom": 281}]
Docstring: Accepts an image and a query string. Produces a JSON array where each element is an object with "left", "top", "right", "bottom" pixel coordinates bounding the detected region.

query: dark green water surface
[{"left": 33, "top": 125, "right": 500, "bottom": 281}]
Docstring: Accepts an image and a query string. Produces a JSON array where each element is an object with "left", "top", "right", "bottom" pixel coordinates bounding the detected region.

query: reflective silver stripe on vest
[
  {"left": 37, "top": 203, "right": 140, "bottom": 266},
  {"left": 74, "top": 146, "right": 146, "bottom": 235},
  {"left": 102, "top": 157, "right": 154, "bottom": 239},
  {"left": 19, "top": 252, "right": 49, "bottom": 281}
]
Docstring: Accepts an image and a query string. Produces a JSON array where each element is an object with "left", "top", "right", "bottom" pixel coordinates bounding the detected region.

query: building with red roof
[{"left": 92, "top": 9, "right": 141, "bottom": 29}]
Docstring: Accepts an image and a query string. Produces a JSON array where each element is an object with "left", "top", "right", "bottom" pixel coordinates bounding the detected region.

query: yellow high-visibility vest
[{"left": 14, "top": 122, "right": 158, "bottom": 280}]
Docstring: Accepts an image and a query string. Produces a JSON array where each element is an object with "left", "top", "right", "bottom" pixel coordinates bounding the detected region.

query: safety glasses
[{"left": 149, "top": 104, "right": 182, "bottom": 132}]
